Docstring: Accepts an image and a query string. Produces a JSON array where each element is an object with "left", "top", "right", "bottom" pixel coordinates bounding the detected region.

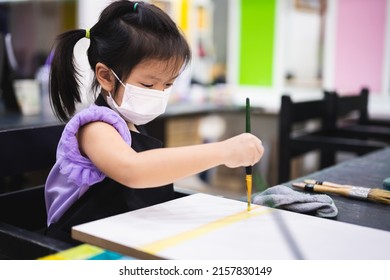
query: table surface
[
  {"left": 283, "top": 147, "right": 390, "bottom": 231},
  {"left": 72, "top": 193, "right": 390, "bottom": 260}
]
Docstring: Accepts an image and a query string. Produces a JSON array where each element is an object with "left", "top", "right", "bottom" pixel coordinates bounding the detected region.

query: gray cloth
[{"left": 252, "top": 185, "right": 338, "bottom": 218}]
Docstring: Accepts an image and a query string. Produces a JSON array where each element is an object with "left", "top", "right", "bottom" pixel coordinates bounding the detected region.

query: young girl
[{"left": 45, "top": 0, "right": 264, "bottom": 244}]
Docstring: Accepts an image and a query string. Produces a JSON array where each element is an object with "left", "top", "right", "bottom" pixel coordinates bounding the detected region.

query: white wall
[
  {"left": 285, "top": 8, "right": 321, "bottom": 81},
  {"left": 74, "top": 0, "right": 112, "bottom": 108}
]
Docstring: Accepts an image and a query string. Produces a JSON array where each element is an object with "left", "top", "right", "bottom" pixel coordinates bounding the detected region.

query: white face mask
[{"left": 106, "top": 70, "right": 171, "bottom": 125}]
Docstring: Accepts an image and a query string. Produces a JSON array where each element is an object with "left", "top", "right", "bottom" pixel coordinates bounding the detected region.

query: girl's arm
[{"left": 78, "top": 121, "right": 264, "bottom": 188}]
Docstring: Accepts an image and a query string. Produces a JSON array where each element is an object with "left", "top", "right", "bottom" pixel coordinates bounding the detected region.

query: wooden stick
[
  {"left": 293, "top": 182, "right": 352, "bottom": 196},
  {"left": 293, "top": 182, "right": 390, "bottom": 205},
  {"left": 304, "top": 179, "right": 346, "bottom": 189}
]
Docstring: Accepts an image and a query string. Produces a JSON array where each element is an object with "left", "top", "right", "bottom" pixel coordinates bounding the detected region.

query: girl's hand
[{"left": 220, "top": 133, "right": 264, "bottom": 168}]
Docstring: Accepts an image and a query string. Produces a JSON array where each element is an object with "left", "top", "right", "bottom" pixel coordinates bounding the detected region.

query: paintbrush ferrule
[
  {"left": 303, "top": 183, "right": 315, "bottom": 192},
  {"left": 246, "top": 175, "right": 252, "bottom": 211},
  {"left": 348, "top": 187, "right": 370, "bottom": 199}
]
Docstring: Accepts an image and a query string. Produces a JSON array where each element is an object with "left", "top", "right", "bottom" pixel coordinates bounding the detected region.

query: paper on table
[{"left": 72, "top": 193, "right": 390, "bottom": 260}]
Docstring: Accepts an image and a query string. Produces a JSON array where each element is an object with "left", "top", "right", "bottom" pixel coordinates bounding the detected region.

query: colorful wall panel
[
  {"left": 239, "top": 0, "right": 276, "bottom": 86},
  {"left": 335, "top": 0, "right": 386, "bottom": 93}
]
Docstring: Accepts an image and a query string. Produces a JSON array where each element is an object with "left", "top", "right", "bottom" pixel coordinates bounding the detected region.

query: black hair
[{"left": 50, "top": 0, "right": 191, "bottom": 122}]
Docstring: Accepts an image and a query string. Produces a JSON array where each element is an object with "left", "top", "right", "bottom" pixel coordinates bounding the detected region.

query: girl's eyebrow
[{"left": 144, "top": 73, "right": 180, "bottom": 81}]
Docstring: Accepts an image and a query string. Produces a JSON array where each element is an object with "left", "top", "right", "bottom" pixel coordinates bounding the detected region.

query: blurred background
[{"left": 1, "top": 0, "right": 389, "bottom": 196}]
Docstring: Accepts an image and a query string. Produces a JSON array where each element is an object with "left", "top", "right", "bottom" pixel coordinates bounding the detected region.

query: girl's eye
[
  {"left": 165, "top": 83, "right": 173, "bottom": 88},
  {"left": 141, "top": 83, "right": 153, "bottom": 88}
]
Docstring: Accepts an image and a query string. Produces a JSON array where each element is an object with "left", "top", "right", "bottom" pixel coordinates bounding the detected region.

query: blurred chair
[
  {"left": 278, "top": 94, "right": 387, "bottom": 184},
  {"left": 0, "top": 124, "right": 73, "bottom": 259},
  {"left": 0, "top": 124, "right": 64, "bottom": 180},
  {"left": 0, "top": 33, "right": 20, "bottom": 113},
  {"left": 324, "top": 88, "right": 390, "bottom": 140}
]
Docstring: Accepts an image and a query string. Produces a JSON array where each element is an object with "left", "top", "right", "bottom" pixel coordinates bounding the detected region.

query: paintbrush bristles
[{"left": 368, "top": 188, "right": 390, "bottom": 205}]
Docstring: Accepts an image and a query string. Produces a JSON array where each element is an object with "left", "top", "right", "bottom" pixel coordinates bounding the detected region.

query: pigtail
[{"left": 50, "top": 29, "right": 85, "bottom": 122}]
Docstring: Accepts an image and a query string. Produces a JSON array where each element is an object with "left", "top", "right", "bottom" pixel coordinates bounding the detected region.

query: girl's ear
[{"left": 96, "top": 63, "right": 114, "bottom": 92}]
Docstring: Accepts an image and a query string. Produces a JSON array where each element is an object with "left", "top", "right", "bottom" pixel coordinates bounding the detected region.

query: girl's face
[{"left": 114, "top": 59, "right": 182, "bottom": 106}]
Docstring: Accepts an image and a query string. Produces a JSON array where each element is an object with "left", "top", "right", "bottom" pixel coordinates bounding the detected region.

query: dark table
[
  {"left": 0, "top": 111, "right": 60, "bottom": 130},
  {"left": 283, "top": 148, "right": 390, "bottom": 231}
]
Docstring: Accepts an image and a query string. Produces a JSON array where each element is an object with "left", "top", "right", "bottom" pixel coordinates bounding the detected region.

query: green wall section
[{"left": 239, "top": 0, "right": 276, "bottom": 86}]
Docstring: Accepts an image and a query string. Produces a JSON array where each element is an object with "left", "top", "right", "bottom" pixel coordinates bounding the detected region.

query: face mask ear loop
[
  {"left": 107, "top": 92, "right": 121, "bottom": 109},
  {"left": 111, "top": 70, "right": 126, "bottom": 88}
]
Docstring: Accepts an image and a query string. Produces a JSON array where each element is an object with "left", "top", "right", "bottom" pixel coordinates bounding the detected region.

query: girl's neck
[{"left": 128, "top": 122, "right": 139, "bottom": 132}]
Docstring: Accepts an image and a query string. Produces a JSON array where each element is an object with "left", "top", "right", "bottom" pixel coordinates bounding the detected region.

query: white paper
[{"left": 72, "top": 193, "right": 390, "bottom": 260}]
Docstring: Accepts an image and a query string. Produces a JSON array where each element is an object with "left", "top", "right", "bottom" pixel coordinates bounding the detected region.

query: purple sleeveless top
[{"left": 45, "top": 104, "right": 131, "bottom": 225}]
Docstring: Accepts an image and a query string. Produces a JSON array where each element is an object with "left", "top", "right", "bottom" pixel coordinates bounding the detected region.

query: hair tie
[
  {"left": 85, "top": 28, "right": 90, "bottom": 39},
  {"left": 133, "top": 3, "right": 138, "bottom": 12}
]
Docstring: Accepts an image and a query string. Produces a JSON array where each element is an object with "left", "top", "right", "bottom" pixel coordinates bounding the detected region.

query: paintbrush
[
  {"left": 293, "top": 180, "right": 390, "bottom": 205},
  {"left": 245, "top": 97, "right": 252, "bottom": 211}
]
